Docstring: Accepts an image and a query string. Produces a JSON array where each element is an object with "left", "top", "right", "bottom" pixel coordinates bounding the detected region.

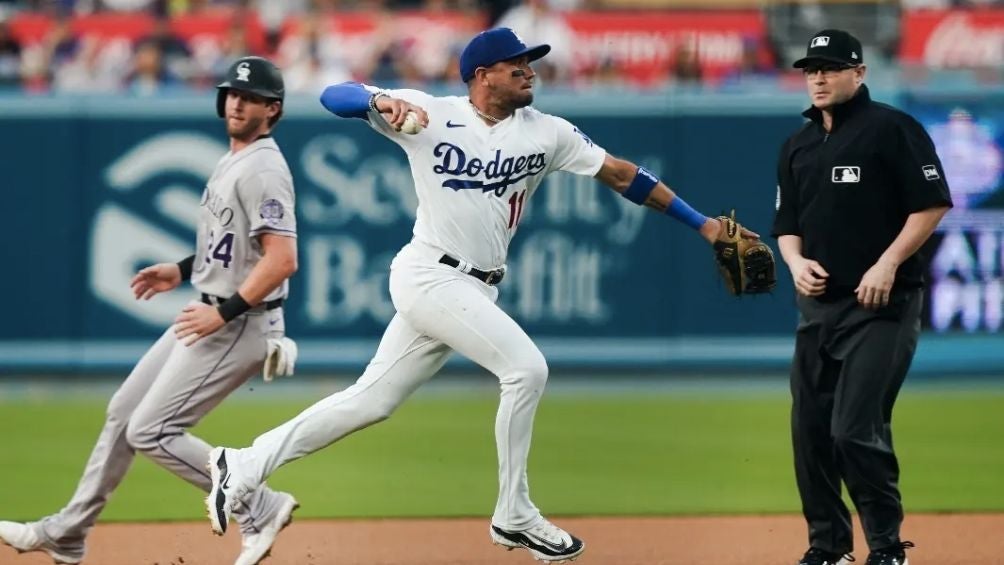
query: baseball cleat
[
  {"left": 490, "top": 518, "right": 585, "bottom": 563},
  {"left": 798, "top": 547, "right": 855, "bottom": 565},
  {"left": 0, "top": 521, "right": 85, "bottom": 564},
  {"left": 234, "top": 493, "right": 299, "bottom": 565},
  {"left": 864, "top": 541, "right": 913, "bottom": 565},
  {"left": 206, "top": 446, "right": 252, "bottom": 536}
]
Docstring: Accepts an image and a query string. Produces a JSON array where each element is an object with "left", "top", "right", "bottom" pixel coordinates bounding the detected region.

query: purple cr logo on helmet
[{"left": 459, "top": 28, "right": 551, "bottom": 83}]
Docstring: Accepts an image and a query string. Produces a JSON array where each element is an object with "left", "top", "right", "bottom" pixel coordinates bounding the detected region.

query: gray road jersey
[{"left": 192, "top": 136, "right": 296, "bottom": 301}]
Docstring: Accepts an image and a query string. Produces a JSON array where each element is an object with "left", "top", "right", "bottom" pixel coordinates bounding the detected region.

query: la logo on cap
[{"left": 810, "top": 36, "right": 830, "bottom": 48}]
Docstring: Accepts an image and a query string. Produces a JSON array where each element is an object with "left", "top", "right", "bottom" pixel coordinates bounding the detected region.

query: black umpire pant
[{"left": 791, "top": 288, "right": 922, "bottom": 554}]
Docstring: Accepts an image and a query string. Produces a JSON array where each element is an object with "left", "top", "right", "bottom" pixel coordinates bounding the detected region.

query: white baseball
[{"left": 400, "top": 111, "right": 424, "bottom": 135}]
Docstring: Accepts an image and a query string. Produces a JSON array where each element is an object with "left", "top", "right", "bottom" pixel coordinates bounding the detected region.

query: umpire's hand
[
  {"left": 791, "top": 256, "right": 829, "bottom": 297},
  {"left": 855, "top": 259, "right": 897, "bottom": 310}
]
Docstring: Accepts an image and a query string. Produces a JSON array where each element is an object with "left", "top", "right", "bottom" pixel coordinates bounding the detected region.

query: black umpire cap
[
  {"left": 793, "top": 29, "right": 863, "bottom": 68},
  {"left": 216, "top": 56, "right": 285, "bottom": 118}
]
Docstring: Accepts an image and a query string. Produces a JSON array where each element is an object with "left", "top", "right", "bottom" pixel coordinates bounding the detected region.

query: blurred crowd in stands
[{"left": 0, "top": 0, "right": 1001, "bottom": 94}]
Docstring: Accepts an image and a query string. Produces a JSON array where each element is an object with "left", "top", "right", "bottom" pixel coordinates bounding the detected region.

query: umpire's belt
[
  {"left": 439, "top": 255, "right": 505, "bottom": 286},
  {"left": 201, "top": 293, "right": 284, "bottom": 311}
]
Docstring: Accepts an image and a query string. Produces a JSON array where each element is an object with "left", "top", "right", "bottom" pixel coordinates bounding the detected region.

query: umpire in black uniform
[{"left": 773, "top": 30, "right": 953, "bottom": 565}]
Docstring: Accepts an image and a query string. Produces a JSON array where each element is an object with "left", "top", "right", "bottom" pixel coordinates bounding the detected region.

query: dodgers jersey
[
  {"left": 192, "top": 136, "right": 297, "bottom": 301},
  {"left": 366, "top": 88, "right": 607, "bottom": 270}
]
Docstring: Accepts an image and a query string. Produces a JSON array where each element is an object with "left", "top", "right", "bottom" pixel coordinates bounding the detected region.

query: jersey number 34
[{"left": 206, "top": 230, "right": 235, "bottom": 269}]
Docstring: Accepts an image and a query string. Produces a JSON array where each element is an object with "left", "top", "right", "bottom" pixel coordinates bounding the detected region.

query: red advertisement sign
[
  {"left": 901, "top": 9, "right": 1004, "bottom": 68},
  {"left": 564, "top": 11, "right": 769, "bottom": 85},
  {"left": 7, "top": 10, "right": 767, "bottom": 86}
]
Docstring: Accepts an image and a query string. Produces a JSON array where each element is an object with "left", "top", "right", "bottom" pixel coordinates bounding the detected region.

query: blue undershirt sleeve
[{"left": 319, "top": 82, "right": 373, "bottom": 119}]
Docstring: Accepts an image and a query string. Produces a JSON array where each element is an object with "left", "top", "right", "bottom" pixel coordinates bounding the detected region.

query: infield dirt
[{"left": 2, "top": 513, "right": 1000, "bottom": 564}]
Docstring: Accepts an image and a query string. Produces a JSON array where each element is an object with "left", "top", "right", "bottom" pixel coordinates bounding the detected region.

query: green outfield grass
[{"left": 0, "top": 385, "right": 1001, "bottom": 522}]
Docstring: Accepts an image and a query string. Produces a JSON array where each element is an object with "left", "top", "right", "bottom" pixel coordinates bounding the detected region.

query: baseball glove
[{"left": 713, "top": 211, "right": 777, "bottom": 296}]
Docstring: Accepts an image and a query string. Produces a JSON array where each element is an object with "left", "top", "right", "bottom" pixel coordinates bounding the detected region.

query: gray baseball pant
[{"left": 40, "top": 308, "right": 286, "bottom": 544}]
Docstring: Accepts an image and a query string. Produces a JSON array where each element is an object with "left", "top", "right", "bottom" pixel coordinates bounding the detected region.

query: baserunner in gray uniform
[{"left": 0, "top": 56, "right": 299, "bottom": 565}]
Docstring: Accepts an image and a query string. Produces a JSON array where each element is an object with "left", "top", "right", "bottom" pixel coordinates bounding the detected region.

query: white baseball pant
[{"left": 230, "top": 240, "right": 549, "bottom": 529}]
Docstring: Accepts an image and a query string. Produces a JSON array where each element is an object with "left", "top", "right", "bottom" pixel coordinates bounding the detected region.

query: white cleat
[
  {"left": 206, "top": 446, "right": 252, "bottom": 536},
  {"left": 234, "top": 493, "right": 299, "bottom": 565},
  {"left": 0, "top": 521, "right": 84, "bottom": 564},
  {"left": 490, "top": 518, "right": 585, "bottom": 563}
]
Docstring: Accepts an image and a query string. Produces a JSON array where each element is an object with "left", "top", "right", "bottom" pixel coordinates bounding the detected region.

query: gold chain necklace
[{"left": 469, "top": 100, "right": 503, "bottom": 124}]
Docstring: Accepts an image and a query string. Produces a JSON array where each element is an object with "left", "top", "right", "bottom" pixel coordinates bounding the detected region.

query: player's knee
[
  {"left": 501, "top": 354, "right": 549, "bottom": 392},
  {"left": 124, "top": 418, "right": 157, "bottom": 452},
  {"left": 361, "top": 397, "right": 398, "bottom": 425},
  {"left": 106, "top": 400, "right": 131, "bottom": 428},
  {"left": 106, "top": 390, "right": 135, "bottom": 426},
  {"left": 525, "top": 362, "right": 549, "bottom": 392}
]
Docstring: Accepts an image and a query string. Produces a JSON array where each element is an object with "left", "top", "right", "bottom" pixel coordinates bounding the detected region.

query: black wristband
[
  {"left": 177, "top": 255, "right": 195, "bottom": 281},
  {"left": 217, "top": 292, "right": 252, "bottom": 323}
]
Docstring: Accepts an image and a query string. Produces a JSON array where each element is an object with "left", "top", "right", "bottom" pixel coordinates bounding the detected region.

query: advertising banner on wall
[
  {"left": 563, "top": 11, "right": 768, "bottom": 85},
  {"left": 902, "top": 93, "right": 1004, "bottom": 333},
  {"left": 0, "top": 99, "right": 800, "bottom": 370},
  {"left": 900, "top": 9, "right": 1004, "bottom": 68},
  {"left": 7, "top": 10, "right": 769, "bottom": 89}
]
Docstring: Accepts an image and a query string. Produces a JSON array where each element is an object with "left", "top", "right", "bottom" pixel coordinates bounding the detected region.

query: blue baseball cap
[{"left": 459, "top": 28, "right": 551, "bottom": 83}]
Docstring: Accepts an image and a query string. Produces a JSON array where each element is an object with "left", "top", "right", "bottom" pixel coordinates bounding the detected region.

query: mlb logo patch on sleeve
[
  {"left": 831, "top": 166, "right": 860, "bottom": 183},
  {"left": 922, "top": 165, "right": 941, "bottom": 180}
]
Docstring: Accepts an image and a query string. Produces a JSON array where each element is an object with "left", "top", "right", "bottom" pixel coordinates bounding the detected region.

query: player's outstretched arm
[
  {"left": 174, "top": 235, "right": 297, "bottom": 345},
  {"left": 130, "top": 259, "right": 186, "bottom": 300},
  {"left": 594, "top": 154, "right": 760, "bottom": 243},
  {"left": 319, "top": 82, "right": 428, "bottom": 131},
  {"left": 594, "top": 154, "right": 717, "bottom": 241}
]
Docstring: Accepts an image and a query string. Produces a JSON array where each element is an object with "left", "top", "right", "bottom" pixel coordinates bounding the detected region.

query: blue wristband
[
  {"left": 666, "top": 195, "right": 708, "bottom": 231},
  {"left": 621, "top": 166, "right": 659, "bottom": 205},
  {"left": 319, "top": 81, "right": 373, "bottom": 119}
]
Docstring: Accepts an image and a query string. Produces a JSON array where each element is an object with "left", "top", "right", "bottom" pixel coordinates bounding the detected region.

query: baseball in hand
[{"left": 400, "top": 111, "right": 424, "bottom": 135}]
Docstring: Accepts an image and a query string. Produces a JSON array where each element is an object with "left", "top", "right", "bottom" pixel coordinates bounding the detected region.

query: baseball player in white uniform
[
  {"left": 206, "top": 30, "right": 748, "bottom": 563},
  {"left": 0, "top": 57, "right": 299, "bottom": 565}
]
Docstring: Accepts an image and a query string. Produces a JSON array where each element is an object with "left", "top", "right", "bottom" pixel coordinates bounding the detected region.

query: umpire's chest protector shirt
[{"left": 772, "top": 84, "right": 953, "bottom": 298}]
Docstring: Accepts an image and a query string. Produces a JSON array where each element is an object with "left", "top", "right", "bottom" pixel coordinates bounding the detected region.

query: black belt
[
  {"left": 201, "top": 293, "right": 284, "bottom": 311},
  {"left": 439, "top": 255, "right": 505, "bottom": 286}
]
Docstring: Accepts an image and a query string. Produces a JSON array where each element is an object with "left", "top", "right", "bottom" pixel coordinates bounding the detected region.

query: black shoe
[
  {"left": 799, "top": 547, "right": 855, "bottom": 565},
  {"left": 865, "top": 541, "right": 914, "bottom": 565}
]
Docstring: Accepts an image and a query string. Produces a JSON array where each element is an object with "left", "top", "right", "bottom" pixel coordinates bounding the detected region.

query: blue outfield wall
[{"left": 0, "top": 89, "right": 1001, "bottom": 374}]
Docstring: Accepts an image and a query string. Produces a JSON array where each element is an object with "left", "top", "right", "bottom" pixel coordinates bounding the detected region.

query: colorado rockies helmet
[{"left": 215, "top": 56, "right": 285, "bottom": 118}]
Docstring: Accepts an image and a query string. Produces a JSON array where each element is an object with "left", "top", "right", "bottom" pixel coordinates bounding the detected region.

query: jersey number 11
[{"left": 507, "top": 190, "right": 526, "bottom": 229}]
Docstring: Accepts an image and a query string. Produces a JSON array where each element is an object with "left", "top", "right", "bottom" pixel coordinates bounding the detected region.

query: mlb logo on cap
[{"left": 793, "top": 29, "right": 864, "bottom": 69}]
